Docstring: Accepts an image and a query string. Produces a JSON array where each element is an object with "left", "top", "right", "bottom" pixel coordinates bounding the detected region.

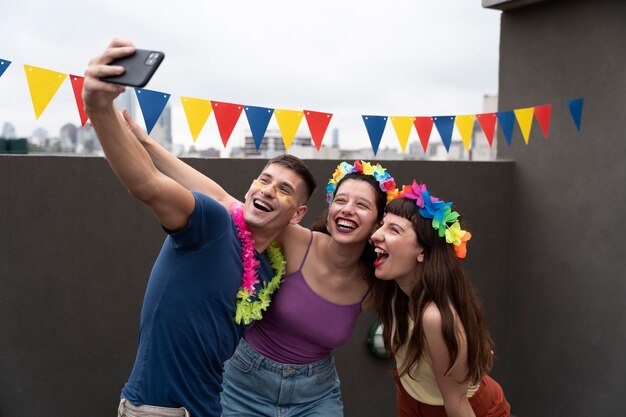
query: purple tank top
[{"left": 244, "top": 232, "right": 365, "bottom": 364}]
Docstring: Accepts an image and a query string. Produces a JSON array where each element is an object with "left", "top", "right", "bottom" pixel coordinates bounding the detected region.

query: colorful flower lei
[
  {"left": 231, "top": 203, "right": 286, "bottom": 325},
  {"left": 393, "top": 180, "right": 472, "bottom": 259},
  {"left": 326, "top": 160, "right": 398, "bottom": 204}
]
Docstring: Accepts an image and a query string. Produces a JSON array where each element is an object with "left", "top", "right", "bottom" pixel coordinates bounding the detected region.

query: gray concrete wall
[
  {"left": 0, "top": 155, "right": 513, "bottom": 417},
  {"left": 495, "top": 0, "right": 626, "bottom": 415}
]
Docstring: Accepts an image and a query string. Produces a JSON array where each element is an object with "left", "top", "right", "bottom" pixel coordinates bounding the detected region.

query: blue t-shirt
[{"left": 121, "top": 192, "right": 272, "bottom": 417}]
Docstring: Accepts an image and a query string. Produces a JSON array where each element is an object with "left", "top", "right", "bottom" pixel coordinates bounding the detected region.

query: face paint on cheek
[
  {"left": 275, "top": 193, "right": 291, "bottom": 202},
  {"left": 252, "top": 180, "right": 291, "bottom": 202}
]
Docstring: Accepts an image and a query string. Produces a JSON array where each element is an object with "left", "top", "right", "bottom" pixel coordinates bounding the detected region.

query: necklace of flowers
[{"left": 231, "top": 203, "right": 285, "bottom": 325}]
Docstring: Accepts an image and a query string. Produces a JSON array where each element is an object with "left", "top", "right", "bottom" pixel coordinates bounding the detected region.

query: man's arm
[
  {"left": 122, "top": 109, "right": 240, "bottom": 211},
  {"left": 83, "top": 39, "right": 195, "bottom": 231}
]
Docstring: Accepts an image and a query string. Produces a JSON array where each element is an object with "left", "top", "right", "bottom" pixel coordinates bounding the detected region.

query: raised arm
[
  {"left": 83, "top": 39, "right": 195, "bottom": 231},
  {"left": 122, "top": 110, "right": 239, "bottom": 211}
]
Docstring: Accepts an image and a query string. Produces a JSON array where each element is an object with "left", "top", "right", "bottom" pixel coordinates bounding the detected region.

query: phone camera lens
[{"left": 145, "top": 52, "right": 159, "bottom": 66}]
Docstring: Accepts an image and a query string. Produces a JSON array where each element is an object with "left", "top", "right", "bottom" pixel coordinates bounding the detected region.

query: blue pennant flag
[
  {"left": 566, "top": 98, "right": 584, "bottom": 132},
  {"left": 433, "top": 116, "right": 455, "bottom": 152},
  {"left": 244, "top": 105, "right": 274, "bottom": 150},
  {"left": 0, "top": 59, "right": 11, "bottom": 78},
  {"left": 362, "top": 115, "right": 387, "bottom": 155},
  {"left": 134, "top": 88, "right": 171, "bottom": 134},
  {"left": 496, "top": 111, "right": 516, "bottom": 146}
]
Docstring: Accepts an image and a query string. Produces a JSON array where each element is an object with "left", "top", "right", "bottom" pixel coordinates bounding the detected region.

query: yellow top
[{"left": 394, "top": 317, "right": 479, "bottom": 406}]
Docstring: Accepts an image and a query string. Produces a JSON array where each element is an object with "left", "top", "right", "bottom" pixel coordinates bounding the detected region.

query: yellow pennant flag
[
  {"left": 455, "top": 115, "right": 475, "bottom": 151},
  {"left": 274, "top": 109, "right": 303, "bottom": 150},
  {"left": 514, "top": 107, "right": 534, "bottom": 144},
  {"left": 180, "top": 96, "right": 212, "bottom": 142},
  {"left": 24, "top": 65, "right": 67, "bottom": 119},
  {"left": 390, "top": 116, "right": 414, "bottom": 152}
]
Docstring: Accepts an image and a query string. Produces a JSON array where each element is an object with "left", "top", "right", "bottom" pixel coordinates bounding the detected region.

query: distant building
[
  {"left": 184, "top": 145, "right": 220, "bottom": 158},
  {"left": 114, "top": 90, "right": 137, "bottom": 119},
  {"left": 76, "top": 123, "right": 102, "bottom": 155},
  {"left": 331, "top": 128, "right": 340, "bottom": 148},
  {"left": 243, "top": 129, "right": 286, "bottom": 157},
  {"left": 1, "top": 122, "right": 16, "bottom": 139},
  {"left": 60, "top": 123, "right": 78, "bottom": 152},
  {"left": 407, "top": 142, "right": 430, "bottom": 160},
  {"left": 29, "top": 128, "right": 48, "bottom": 148},
  {"left": 469, "top": 94, "right": 498, "bottom": 161},
  {"left": 424, "top": 137, "right": 469, "bottom": 161},
  {"left": 151, "top": 104, "right": 172, "bottom": 151},
  {"left": 241, "top": 129, "right": 343, "bottom": 160},
  {"left": 115, "top": 88, "right": 172, "bottom": 151}
]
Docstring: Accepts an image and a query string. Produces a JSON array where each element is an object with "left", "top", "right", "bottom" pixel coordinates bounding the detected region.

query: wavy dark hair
[
  {"left": 310, "top": 172, "right": 387, "bottom": 284},
  {"left": 373, "top": 197, "right": 494, "bottom": 385}
]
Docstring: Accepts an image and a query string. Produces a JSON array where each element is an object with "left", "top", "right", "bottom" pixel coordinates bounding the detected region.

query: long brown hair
[{"left": 373, "top": 198, "right": 494, "bottom": 385}]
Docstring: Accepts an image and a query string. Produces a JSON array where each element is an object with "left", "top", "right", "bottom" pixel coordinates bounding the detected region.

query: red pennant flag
[
  {"left": 211, "top": 101, "right": 244, "bottom": 147},
  {"left": 69, "top": 74, "right": 88, "bottom": 126},
  {"left": 413, "top": 117, "right": 433, "bottom": 152},
  {"left": 534, "top": 104, "right": 552, "bottom": 139},
  {"left": 476, "top": 113, "right": 497, "bottom": 147},
  {"left": 304, "top": 110, "right": 332, "bottom": 151}
]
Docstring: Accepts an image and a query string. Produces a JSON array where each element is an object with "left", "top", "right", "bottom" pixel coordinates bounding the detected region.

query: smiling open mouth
[
  {"left": 374, "top": 247, "right": 388, "bottom": 267},
  {"left": 336, "top": 218, "right": 357, "bottom": 232},
  {"left": 253, "top": 199, "right": 273, "bottom": 212}
]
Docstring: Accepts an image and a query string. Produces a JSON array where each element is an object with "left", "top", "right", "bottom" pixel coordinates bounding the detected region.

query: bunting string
[{"left": 0, "top": 57, "right": 583, "bottom": 154}]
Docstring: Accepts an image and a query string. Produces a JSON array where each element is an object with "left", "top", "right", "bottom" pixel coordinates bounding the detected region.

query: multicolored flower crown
[
  {"left": 326, "top": 160, "right": 398, "bottom": 204},
  {"left": 393, "top": 180, "right": 472, "bottom": 259}
]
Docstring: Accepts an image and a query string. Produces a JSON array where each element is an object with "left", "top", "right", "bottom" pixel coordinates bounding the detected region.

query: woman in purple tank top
[{"left": 220, "top": 161, "right": 398, "bottom": 417}]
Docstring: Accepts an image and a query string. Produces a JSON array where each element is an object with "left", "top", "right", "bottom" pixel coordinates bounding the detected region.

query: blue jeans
[{"left": 221, "top": 338, "right": 344, "bottom": 417}]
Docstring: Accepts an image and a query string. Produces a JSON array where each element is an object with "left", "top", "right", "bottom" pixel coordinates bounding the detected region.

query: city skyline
[{"left": 1, "top": 92, "right": 498, "bottom": 161}]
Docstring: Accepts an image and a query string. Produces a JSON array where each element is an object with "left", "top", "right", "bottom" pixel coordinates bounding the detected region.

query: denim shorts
[{"left": 220, "top": 338, "right": 344, "bottom": 417}]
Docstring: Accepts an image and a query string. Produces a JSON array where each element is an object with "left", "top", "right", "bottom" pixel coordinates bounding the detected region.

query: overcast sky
[{"left": 0, "top": 0, "right": 501, "bottom": 152}]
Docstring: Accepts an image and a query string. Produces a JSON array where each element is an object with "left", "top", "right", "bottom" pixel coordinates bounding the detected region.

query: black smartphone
[{"left": 102, "top": 49, "right": 164, "bottom": 88}]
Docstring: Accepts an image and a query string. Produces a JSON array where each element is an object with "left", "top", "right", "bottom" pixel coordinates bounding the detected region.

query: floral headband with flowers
[
  {"left": 326, "top": 160, "right": 398, "bottom": 204},
  {"left": 392, "top": 180, "right": 472, "bottom": 259}
]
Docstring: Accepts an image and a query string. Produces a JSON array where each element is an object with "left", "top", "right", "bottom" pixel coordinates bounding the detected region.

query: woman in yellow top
[{"left": 370, "top": 181, "right": 510, "bottom": 417}]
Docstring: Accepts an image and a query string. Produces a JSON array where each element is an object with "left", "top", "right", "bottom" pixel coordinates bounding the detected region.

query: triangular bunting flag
[
  {"left": 134, "top": 88, "right": 171, "bottom": 134},
  {"left": 413, "top": 116, "right": 433, "bottom": 152},
  {"left": 0, "top": 59, "right": 11, "bottom": 78},
  {"left": 534, "top": 104, "right": 552, "bottom": 139},
  {"left": 566, "top": 98, "right": 584, "bottom": 132},
  {"left": 496, "top": 111, "right": 515, "bottom": 146},
  {"left": 304, "top": 110, "right": 333, "bottom": 151},
  {"left": 245, "top": 105, "right": 274, "bottom": 150},
  {"left": 181, "top": 96, "right": 212, "bottom": 142},
  {"left": 362, "top": 115, "right": 387, "bottom": 155},
  {"left": 455, "top": 115, "right": 475, "bottom": 151},
  {"left": 211, "top": 101, "right": 244, "bottom": 147},
  {"left": 23, "top": 65, "right": 67, "bottom": 119},
  {"left": 275, "top": 109, "right": 304, "bottom": 151},
  {"left": 476, "top": 113, "right": 497, "bottom": 147},
  {"left": 514, "top": 107, "right": 534, "bottom": 144},
  {"left": 69, "top": 75, "right": 88, "bottom": 127},
  {"left": 390, "top": 116, "right": 414, "bottom": 153},
  {"left": 433, "top": 116, "right": 455, "bottom": 152}
]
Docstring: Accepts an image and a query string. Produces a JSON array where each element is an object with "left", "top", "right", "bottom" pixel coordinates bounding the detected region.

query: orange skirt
[{"left": 392, "top": 368, "right": 511, "bottom": 417}]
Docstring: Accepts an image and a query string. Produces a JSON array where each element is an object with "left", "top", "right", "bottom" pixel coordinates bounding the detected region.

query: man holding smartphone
[{"left": 82, "top": 39, "right": 316, "bottom": 417}]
